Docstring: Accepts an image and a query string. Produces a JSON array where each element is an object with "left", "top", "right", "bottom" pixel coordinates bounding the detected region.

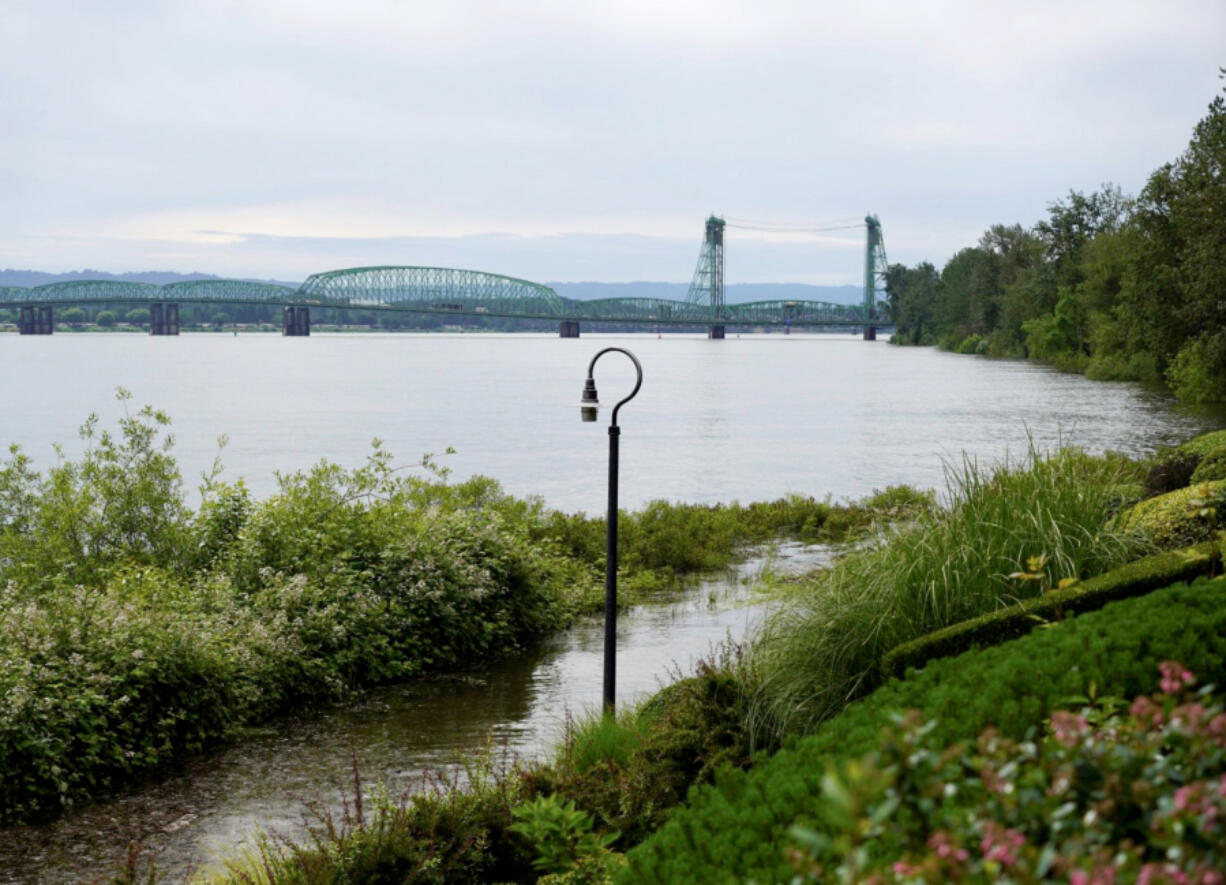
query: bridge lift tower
[
  {"left": 686, "top": 215, "right": 727, "bottom": 338},
  {"left": 688, "top": 212, "right": 887, "bottom": 338},
  {"left": 863, "top": 213, "right": 888, "bottom": 340}
]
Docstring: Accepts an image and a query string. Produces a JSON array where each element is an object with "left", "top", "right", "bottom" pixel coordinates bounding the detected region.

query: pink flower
[
  {"left": 928, "top": 831, "right": 969, "bottom": 864},
  {"left": 1159, "top": 661, "right": 1195, "bottom": 695},
  {"left": 1131, "top": 696, "right": 1165, "bottom": 728},
  {"left": 1052, "top": 710, "right": 1091, "bottom": 745}
]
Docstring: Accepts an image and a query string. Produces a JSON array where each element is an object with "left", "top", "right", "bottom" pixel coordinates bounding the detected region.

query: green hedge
[
  {"left": 879, "top": 541, "right": 1221, "bottom": 681},
  {"left": 1178, "top": 428, "right": 1226, "bottom": 458},
  {"left": 620, "top": 577, "right": 1226, "bottom": 884}
]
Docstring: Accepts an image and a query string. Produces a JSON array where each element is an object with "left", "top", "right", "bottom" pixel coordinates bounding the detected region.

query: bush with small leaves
[{"left": 785, "top": 662, "right": 1226, "bottom": 883}]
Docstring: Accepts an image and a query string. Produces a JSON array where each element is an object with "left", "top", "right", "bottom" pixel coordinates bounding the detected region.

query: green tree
[
  {"left": 60, "top": 306, "right": 86, "bottom": 326},
  {"left": 885, "top": 262, "right": 940, "bottom": 345},
  {"left": 95, "top": 310, "right": 117, "bottom": 328},
  {"left": 1036, "top": 184, "right": 1127, "bottom": 287},
  {"left": 938, "top": 247, "right": 999, "bottom": 342},
  {"left": 125, "top": 307, "right": 150, "bottom": 327},
  {"left": 211, "top": 311, "right": 230, "bottom": 328}
]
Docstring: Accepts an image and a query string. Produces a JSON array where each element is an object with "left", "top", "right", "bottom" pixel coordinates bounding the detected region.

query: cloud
[{"left": 1, "top": 0, "right": 1223, "bottom": 280}]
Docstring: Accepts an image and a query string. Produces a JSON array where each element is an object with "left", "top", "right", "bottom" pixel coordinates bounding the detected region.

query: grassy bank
[
  {"left": 0, "top": 394, "right": 919, "bottom": 826},
  {"left": 198, "top": 430, "right": 1226, "bottom": 884}
]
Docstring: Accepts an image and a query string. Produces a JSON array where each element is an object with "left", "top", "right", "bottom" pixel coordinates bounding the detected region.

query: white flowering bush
[{"left": 0, "top": 400, "right": 594, "bottom": 824}]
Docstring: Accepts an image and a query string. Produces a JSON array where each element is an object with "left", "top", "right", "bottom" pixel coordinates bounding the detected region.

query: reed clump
[{"left": 743, "top": 444, "right": 1152, "bottom": 741}]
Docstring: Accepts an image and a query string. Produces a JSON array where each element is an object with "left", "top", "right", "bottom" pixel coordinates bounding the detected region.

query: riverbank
[
  {"left": 202, "top": 429, "right": 1226, "bottom": 884},
  {"left": 0, "top": 395, "right": 925, "bottom": 833}
]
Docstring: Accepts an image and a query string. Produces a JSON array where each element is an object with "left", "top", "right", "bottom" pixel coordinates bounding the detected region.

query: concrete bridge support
[
  {"left": 18, "top": 305, "right": 53, "bottom": 334},
  {"left": 708, "top": 325, "right": 725, "bottom": 339},
  {"left": 863, "top": 326, "right": 877, "bottom": 341},
  {"left": 149, "top": 302, "right": 180, "bottom": 335},
  {"left": 559, "top": 320, "right": 580, "bottom": 338},
  {"left": 283, "top": 306, "right": 310, "bottom": 336}
]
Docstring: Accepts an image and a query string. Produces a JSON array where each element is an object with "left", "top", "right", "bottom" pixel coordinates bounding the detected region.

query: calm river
[
  {"left": 1, "top": 332, "right": 1223, "bottom": 883},
  {"left": 2, "top": 332, "right": 1223, "bottom": 511}
]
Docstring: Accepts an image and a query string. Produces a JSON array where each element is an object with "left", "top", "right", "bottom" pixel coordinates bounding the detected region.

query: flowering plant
[{"left": 788, "top": 661, "right": 1226, "bottom": 883}]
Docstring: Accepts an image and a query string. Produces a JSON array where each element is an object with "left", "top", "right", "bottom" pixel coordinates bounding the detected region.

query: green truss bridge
[{"left": 0, "top": 216, "right": 892, "bottom": 338}]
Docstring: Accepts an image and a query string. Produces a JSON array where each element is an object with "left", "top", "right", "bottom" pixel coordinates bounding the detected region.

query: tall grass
[{"left": 744, "top": 445, "right": 1152, "bottom": 741}]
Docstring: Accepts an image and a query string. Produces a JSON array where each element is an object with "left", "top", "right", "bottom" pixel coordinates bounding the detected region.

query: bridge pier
[
  {"left": 863, "top": 326, "right": 877, "bottom": 341},
  {"left": 283, "top": 306, "right": 310, "bottom": 336},
  {"left": 708, "top": 325, "right": 725, "bottom": 339},
  {"left": 18, "top": 305, "right": 53, "bottom": 334},
  {"left": 149, "top": 302, "right": 180, "bottom": 335},
  {"left": 559, "top": 320, "right": 580, "bottom": 338}
]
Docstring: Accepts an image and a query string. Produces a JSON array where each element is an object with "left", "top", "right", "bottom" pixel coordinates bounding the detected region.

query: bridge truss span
[
  {"left": 162, "top": 279, "right": 297, "bottom": 302},
  {"left": 297, "top": 266, "right": 567, "bottom": 318},
  {"left": 19, "top": 279, "right": 164, "bottom": 304},
  {"left": 728, "top": 300, "right": 888, "bottom": 327}
]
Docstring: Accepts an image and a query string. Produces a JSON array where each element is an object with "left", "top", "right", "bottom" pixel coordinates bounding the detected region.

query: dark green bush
[
  {"left": 621, "top": 577, "right": 1226, "bottom": 884},
  {"left": 1143, "top": 449, "right": 1201, "bottom": 497},
  {"left": 879, "top": 540, "right": 1222, "bottom": 680}
]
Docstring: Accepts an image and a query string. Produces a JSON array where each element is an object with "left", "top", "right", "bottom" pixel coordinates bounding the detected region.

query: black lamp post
[{"left": 580, "top": 347, "right": 643, "bottom": 715}]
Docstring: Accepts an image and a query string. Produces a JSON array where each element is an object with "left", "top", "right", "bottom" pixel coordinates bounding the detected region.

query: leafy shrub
[
  {"left": 0, "top": 389, "right": 190, "bottom": 591},
  {"left": 510, "top": 794, "right": 620, "bottom": 878},
  {"left": 1184, "top": 430, "right": 1226, "bottom": 485},
  {"left": 620, "top": 577, "right": 1226, "bottom": 883},
  {"left": 1167, "top": 337, "right": 1226, "bottom": 403},
  {"left": 785, "top": 666, "right": 1226, "bottom": 883},
  {"left": 954, "top": 334, "right": 985, "bottom": 355},
  {"left": 1084, "top": 350, "right": 1161, "bottom": 383},
  {"left": 1190, "top": 449, "right": 1226, "bottom": 484},
  {"left": 1118, "top": 480, "right": 1226, "bottom": 549},
  {"left": 880, "top": 540, "right": 1222, "bottom": 680},
  {"left": 744, "top": 446, "right": 1148, "bottom": 739},
  {"left": 0, "top": 570, "right": 270, "bottom": 822}
]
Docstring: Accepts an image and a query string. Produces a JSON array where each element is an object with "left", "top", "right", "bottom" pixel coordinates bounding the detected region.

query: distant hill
[
  {"left": 548, "top": 282, "right": 863, "bottom": 305},
  {"left": 0, "top": 269, "right": 301, "bottom": 289}
]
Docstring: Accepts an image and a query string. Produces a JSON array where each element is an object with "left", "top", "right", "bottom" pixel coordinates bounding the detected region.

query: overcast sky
[{"left": 1, "top": 0, "right": 1222, "bottom": 285}]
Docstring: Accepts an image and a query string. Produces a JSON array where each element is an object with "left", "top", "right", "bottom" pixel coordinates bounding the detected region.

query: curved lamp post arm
[{"left": 585, "top": 347, "right": 643, "bottom": 427}]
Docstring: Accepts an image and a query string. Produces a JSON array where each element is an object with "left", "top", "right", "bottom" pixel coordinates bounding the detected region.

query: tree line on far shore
[{"left": 885, "top": 76, "right": 1226, "bottom": 403}]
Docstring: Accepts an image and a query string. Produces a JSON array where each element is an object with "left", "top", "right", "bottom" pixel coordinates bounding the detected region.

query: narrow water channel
[{"left": 0, "top": 543, "right": 828, "bottom": 884}]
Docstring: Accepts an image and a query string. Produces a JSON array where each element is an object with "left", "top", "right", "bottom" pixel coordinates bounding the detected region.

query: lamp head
[{"left": 580, "top": 377, "right": 599, "bottom": 422}]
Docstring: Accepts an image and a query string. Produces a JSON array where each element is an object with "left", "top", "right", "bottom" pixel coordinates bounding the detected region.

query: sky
[{"left": 1, "top": 0, "right": 1223, "bottom": 285}]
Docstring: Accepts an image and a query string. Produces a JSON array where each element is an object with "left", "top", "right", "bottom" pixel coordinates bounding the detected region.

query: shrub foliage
[{"left": 622, "top": 577, "right": 1226, "bottom": 883}]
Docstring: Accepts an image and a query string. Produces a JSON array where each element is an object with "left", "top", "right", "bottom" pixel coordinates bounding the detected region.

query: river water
[
  {"left": 3, "top": 332, "right": 1222, "bottom": 512},
  {"left": 1, "top": 332, "right": 1223, "bottom": 883}
]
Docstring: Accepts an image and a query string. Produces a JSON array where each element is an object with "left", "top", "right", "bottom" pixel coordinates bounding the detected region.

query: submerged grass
[{"left": 743, "top": 444, "right": 1154, "bottom": 741}]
